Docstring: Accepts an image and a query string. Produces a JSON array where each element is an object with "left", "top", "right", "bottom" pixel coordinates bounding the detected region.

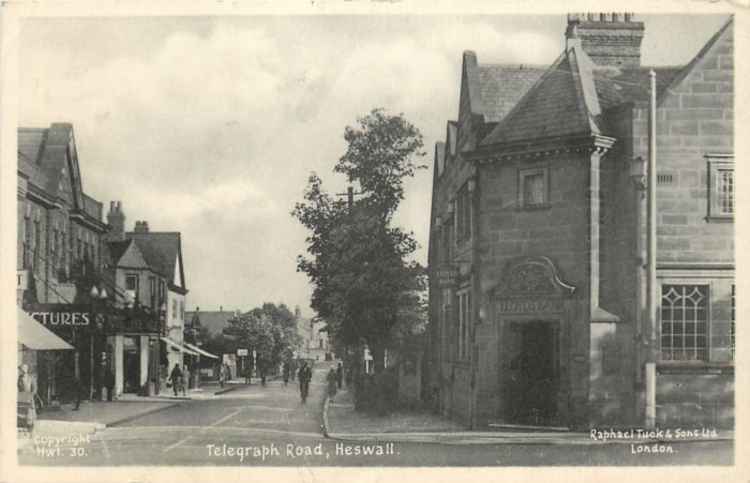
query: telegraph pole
[{"left": 336, "top": 186, "right": 361, "bottom": 211}]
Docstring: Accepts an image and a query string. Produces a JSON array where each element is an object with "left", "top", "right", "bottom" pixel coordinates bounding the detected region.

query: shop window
[
  {"left": 660, "top": 285, "right": 708, "bottom": 361},
  {"left": 707, "top": 155, "right": 734, "bottom": 221},
  {"left": 519, "top": 167, "right": 549, "bottom": 209}
]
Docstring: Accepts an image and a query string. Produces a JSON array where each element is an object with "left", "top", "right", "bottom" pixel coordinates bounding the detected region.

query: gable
[
  {"left": 659, "top": 18, "right": 732, "bottom": 107},
  {"left": 118, "top": 240, "right": 149, "bottom": 269}
]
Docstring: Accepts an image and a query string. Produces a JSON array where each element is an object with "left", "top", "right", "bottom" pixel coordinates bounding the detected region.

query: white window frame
[
  {"left": 707, "top": 154, "right": 734, "bottom": 221},
  {"left": 659, "top": 283, "right": 710, "bottom": 362}
]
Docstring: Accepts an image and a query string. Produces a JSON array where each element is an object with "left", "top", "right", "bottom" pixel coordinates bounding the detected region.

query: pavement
[
  {"left": 324, "top": 387, "right": 735, "bottom": 446},
  {"left": 19, "top": 379, "right": 250, "bottom": 446},
  {"left": 16, "top": 365, "right": 734, "bottom": 466}
]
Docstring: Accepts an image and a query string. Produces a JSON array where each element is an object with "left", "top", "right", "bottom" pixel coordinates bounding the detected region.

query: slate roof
[
  {"left": 18, "top": 124, "right": 104, "bottom": 225},
  {"left": 477, "top": 64, "right": 546, "bottom": 122},
  {"left": 594, "top": 67, "right": 683, "bottom": 110},
  {"left": 105, "top": 240, "right": 132, "bottom": 267},
  {"left": 126, "top": 232, "right": 186, "bottom": 289},
  {"left": 18, "top": 128, "right": 47, "bottom": 165},
  {"left": 481, "top": 46, "right": 600, "bottom": 146},
  {"left": 469, "top": 17, "right": 733, "bottom": 149},
  {"left": 185, "top": 310, "right": 236, "bottom": 335},
  {"left": 18, "top": 128, "right": 55, "bottom": 191}
]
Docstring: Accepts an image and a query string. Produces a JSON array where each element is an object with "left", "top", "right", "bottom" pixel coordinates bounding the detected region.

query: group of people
[
  {"left": 296, "top": 360, "right": 344, "bottom": 403},
  {"left": 168, "top": 363, "right": 192, "bottom": 396}
]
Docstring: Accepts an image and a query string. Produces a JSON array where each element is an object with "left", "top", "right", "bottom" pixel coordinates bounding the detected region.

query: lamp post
[
  {"left": 89, "top": 284, "right": 108, "bottom": 400},
  {"left": 156, "top": 302, "right": 167, "bottom": 394}
]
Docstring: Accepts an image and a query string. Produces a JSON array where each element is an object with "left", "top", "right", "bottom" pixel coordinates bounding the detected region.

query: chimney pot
[{"left": 566, "top": 11, "right": 644, "bottom": 67}]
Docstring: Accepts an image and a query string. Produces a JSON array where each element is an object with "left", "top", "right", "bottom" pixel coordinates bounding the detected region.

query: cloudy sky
[{"left": 19, "top": 14, "right": 728, "bottom": 315}]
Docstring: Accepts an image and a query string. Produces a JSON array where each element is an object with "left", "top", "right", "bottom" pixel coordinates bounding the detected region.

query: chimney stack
[
  {"left": 565, "top": 12, "right": 644, "bottom": 68},
  {"left": 134, "top": 220, "right": 150, "bottom": 233},
  {"left": 106, "top": 200, "right": 126, "bottom": 242}
]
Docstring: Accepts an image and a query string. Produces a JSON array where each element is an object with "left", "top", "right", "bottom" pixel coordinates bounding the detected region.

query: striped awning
[
  {"left": 18, "top": 308, "right": 73, "bottom": 351},
  {"left": 184, "top": 342, "right": 219, "bottom": 359},
  {"left": 160, "top": 337, "right": 200, "bottom": 356}
]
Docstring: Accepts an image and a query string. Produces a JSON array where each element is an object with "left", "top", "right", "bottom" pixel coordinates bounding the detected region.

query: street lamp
[
  {"left": 89, "top": 285, "right": 108, "bottom": 400},
  {"left": 630, "top": 156, "right": 647, "bottom": 191}
]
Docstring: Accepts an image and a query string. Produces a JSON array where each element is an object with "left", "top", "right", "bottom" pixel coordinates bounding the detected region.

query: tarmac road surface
[{"left": 18, "top": 365, "right": 734, "bottom": 467}]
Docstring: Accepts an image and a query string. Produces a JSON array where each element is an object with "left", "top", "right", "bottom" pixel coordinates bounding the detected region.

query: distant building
[
  {"left": 295, "top": 306, "right": 331, "bottom": 361},
  {"left": 125, "top": 220, "right": 193, "bottom": 382},
  {"left": 185, "top": 306, "right": 236, "bottom": 337},
  {"left": 427, "top": 14, "right": 734, "bottom": 430}
]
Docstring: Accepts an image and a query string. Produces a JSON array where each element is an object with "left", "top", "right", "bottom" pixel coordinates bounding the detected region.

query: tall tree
[
  {"left": 292, "top": 108, "right": 426, "bottom": 373},
  {"left": 224, "top": 303, "right": 302, "bottom": 373}
]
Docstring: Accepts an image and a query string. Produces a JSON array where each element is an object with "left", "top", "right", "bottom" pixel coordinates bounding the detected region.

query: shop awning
[
  {"left": 160, "top": 337, "right": 200, "bottom": 356},
  {"left": 184, "top": 342, "right": 219, "bottom": 359},
  {"left": 18, "top": 308, "right": 73, "bottom": 350}
]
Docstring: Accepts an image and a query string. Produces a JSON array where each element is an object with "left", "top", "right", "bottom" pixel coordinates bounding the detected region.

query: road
[{"left": 19, "top": 365, "right": 733, "bottom": 466}]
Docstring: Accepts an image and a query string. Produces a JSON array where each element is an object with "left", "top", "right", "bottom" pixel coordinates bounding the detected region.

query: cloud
[{"left": 18, "top": 16, "right": 571, "bottom": 313}]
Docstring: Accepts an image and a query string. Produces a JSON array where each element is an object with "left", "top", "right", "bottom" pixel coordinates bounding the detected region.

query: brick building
[
  {"left": 17, "top": 123, "right": 109, "bottom": 403},
  {"left": 101, "top": 204, "right": 167, "bottom": 396},
  {"left": 426, "top": 14, "right": 734, "bottom": 429}
]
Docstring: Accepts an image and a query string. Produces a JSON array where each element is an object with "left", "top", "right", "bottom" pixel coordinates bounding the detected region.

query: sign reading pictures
[
  {"left": 26, "top": 304, "right": 95, "bottom": 329},
  {"left": 26, "top": 303, "right": 161, "bottom": 335}
]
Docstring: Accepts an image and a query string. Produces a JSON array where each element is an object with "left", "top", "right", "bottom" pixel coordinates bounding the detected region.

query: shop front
[
  {"left": 107, "top": 310, "right": 162, "bottom": 397},
  {"left": 25, "top": 304, "right": 100, "bottom": 404}
]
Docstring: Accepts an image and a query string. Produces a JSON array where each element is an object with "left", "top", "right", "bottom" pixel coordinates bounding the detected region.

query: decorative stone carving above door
[{"left": 489, "top": 256, "right": 576, "bottom": 299}]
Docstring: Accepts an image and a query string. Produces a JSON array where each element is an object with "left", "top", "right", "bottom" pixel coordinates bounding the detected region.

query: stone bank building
[{"left": 426, "top": 14, "right": 734, "bottom": 429}]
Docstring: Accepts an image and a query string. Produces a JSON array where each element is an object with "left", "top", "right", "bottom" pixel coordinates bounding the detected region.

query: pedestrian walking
[
  {"left": 169, "top": 363, "right": 182, "bottom": 396},
  {"left": 104, "top": 367, "right": 115, "bottom": 401},
  {"left": 259, "top": 361, "right": 267, "bottom": 387},
  {"left": 218, "top": 363, "right": 225, "bottom": 388},
  {"left": 282, "top": 362, "right": 290, "bottom": 387},
  {"left": 298, "top": 362, "right": 311, "bottom": 403},
  {"left": 17, "top": 364, "right": 37, "bottom": 429},
  {"left": 336, "top": 362, "right": 343, "bottom": 389},
  {"left": 326, "top": 367, "right": 337, "bottom": 398},
  {"left": 71, "top": 374, "right": 83, "bottom": 410},
  {"left": 182, "top": 365, "right": 190, "bottom": 396}
]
